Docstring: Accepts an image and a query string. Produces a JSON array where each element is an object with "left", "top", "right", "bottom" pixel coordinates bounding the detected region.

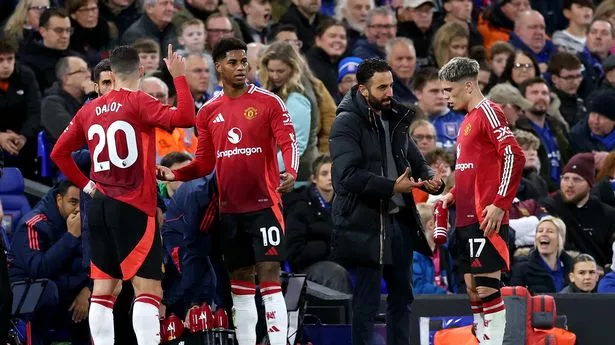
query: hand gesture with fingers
[
  {"left": 163, "top": 44, "right": 186, "bottom": 78},
  {"left": 423, "top": 171, "right": 444, "bottom": 193},
  {"left": 156, "top": 165, "right": 175, "bottom": 181},
  {"left": 481, "top": 204, "right": 505, "bottom": 237},
  {"left": 394, "top": 168, "right": 425, "bottom": 194}
]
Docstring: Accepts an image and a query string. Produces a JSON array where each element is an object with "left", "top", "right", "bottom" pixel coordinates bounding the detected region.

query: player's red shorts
[
  {"left": 455, "top": 223, "right": 510, "bottom": 274},
  {"left": 88, "top": 191, "right": 162, "bottom": 280},
  {"left": 219, "top": 204, "right": 286, "bottom": 272}
]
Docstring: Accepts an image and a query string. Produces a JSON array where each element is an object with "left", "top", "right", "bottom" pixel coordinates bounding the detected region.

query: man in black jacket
[{"left": 329, "top": 58, "right": 444, "bottom": 345}]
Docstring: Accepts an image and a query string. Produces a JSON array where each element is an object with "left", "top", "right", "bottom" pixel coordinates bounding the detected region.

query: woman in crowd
[
  {"left": 409, "top": 119, "right": 437, "bottom": 157},
  {"left": 259, "top": 41, "right": 316, "bottom": 183},
  {"left": 305, "top": 18, "right": 348, "bottom": 97},
  {"left": 66, "top": 0, "right": 114, "bottom": 67},
  {"left": 283, "top": 154, "right": 352, "bottom": 293},
  {"left": 497, "top": 49, "right": 540, "bottom": 90},
  {"left": 511, "top": 216, "right": 573, "bottom": 294},
  {"left": 560, "top": 253, "right": 600, "bottom": 293},
  {"left": 432, "top": 21, "right": 469, "bottom": 68},
  {"left": 3, "top": 0, "right": 48, "bottom": 44}
]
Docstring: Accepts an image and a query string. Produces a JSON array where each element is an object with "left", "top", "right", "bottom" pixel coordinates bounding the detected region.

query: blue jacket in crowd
[
  {"left": 598, "top": 272, "right": 615, "bottom": 293},
  {"left": 412, "top": 246, "right": 457, "bottom": 295},
  {"left": 509, "top": 32, "right": 557, "bottom": 66},
  {"left": 429, "top": 109, "right": 465, "bottom": 152}
]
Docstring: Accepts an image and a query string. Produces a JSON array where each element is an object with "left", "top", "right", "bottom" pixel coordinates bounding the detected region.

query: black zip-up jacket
[
  {"left": 0, "top": 63, "right": 41, "bottom": 139},
  {"left": 329, "top": 86, "right": 442, "bottom": 266},
  {"left": 510, "top": 249, "right": 572, "bottom": 294}
]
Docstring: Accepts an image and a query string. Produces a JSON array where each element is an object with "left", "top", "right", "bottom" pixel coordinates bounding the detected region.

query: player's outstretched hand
[
  {"left": 156, "top": 165, "right": 176, "bottom": 181},
  {"left": 441, "top": 192, "right": 455, "bottom": 209},
  {"left": 481, "top": 204, "right": 505, "bottom": 237},
  {"left": 163, "top": 44, "right": 186, "bottom": 78},
  {"left": 277, "top": 172, "right": 296, "bottom": 193}
]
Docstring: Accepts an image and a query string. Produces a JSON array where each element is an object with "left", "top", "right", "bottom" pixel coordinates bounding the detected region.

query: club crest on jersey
[
  {"left": 464, "top": 123, "right": 472, "bottom": 136},
  {"left": 444, "top": 122, "right": 458, "bottom": 139},
  {"left": 244, "top": 107, "right": 257, "bottom": 120}
]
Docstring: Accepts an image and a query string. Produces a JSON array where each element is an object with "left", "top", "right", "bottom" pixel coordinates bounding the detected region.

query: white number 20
[
  {"left": 260, "top": 226, "right": 281, "bottom": 247},
  {"left": 88, "top": 120, "right": 138, "bottom": 172},
  {"left": 468, "top": 238, "right": 486, "bottom": 258}
]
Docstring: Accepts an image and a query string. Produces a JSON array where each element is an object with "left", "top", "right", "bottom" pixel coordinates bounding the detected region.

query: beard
[
  {"left": 367, "top": 93, "right": 392, "bottom": 111},
  {"left": 561, "top": 189, "right": 589, "bottom": 205},
  {"left": 529, "top": 101, "right": 548, "bottom": 116}
]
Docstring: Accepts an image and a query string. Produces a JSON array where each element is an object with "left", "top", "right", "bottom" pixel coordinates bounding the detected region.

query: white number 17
[{"left": 468, "top": 238, "right": 486, "bottom": 258}]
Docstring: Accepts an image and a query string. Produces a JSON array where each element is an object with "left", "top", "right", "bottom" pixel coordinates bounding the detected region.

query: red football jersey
[
  {"left": 173, "top": 84, "right": 298, "bottom": 214},
  {"left": 51, "top": 77, "right": 195, "bottom": 216},
  {"left": 452, "top": 99, "right": 525, "bottom": 228}
]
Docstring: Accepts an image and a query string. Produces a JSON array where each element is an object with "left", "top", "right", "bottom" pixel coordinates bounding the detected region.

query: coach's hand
[
  {"left": 67, "top": 210, "right": 81, "bottom": 238},
  {"left": 69, "top": 287, "right": 90, "bottom": 323},
  {"left": 156, "top": 165, "right": 176, "bottom": 181},
  {"left": 277, "top": 172, "right": 295, "bottom": 193},
  {"left": 164, "top": 44, "right": 186, "bottom": 78},
  {"left": 441, "top": 192, "right": 455, "bottom": 209},
  {"left": 394, "top": 168, "right": 425, "bottom": 194},
  {"left": 481, "top": 204, "right": 504, "bottom": 236}
]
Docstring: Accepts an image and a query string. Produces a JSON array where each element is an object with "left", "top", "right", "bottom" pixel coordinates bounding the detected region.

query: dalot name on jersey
[{"left": 96, "top": 102, "right": 124, "bottom": 116}]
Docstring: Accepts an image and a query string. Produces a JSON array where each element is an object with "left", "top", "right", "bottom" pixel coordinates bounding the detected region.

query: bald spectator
[
  {"left": 205, "top": 12, "right": 236, "bottom": 53},
  {"left": 246, "top": 42, "right": 265, "bottom": 85},
  {"left": 509, "top": 10, "right": 557, "bottom": 73},
  {"left": 121, "top": 0, "right": 179, "bottom": 51},
  {"left": 334, "top": 0, "right": 374, "bottom": 48},
  {"left": 41, "top": 56, "right": 96, "bottom": 142},
  {"left": 386, "top": 37, "right": 417, "bottom": 104},
  {"left": 184, "top": 54, "right": 210, "bottom": 111},
  {"left": 352, "top": 6, "right": 396, "bottom": 59},
  {"left": 279, "top": 0, "right": 333, "bottom": 52},
  {"left": 397, "top": 0, "right": 437, "bottom": 67},
  {"left": 18, "top": 8, "right": 75, "bottom": 93},
  {"left": 477, "top": 0, "right": 531, "bottom": 51},
  {"left": 173, "top": 0, "right": 221, "bottom": 28}
]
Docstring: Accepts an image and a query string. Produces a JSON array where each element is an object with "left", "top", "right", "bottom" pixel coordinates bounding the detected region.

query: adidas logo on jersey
[{"left": 213, "top": 113, "right": 225, "bottom": 123}]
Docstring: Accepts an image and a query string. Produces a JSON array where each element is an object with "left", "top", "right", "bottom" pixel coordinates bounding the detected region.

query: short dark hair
[
  {"left": 412, "top": 67, "right": 439, "bottom": 91},
  {"left": 563, "top": 0, "right": 593, "bottom": 10},
  {"left": 93, "top": 58, "right": 111, "bottom": 83},
  {"left": 518, "top": 76, "right": 548, "bottom": 97},
  {"left": 269, "top": 24, "right": 297, "bottom": 43},
  {"left": 548, "top": 52, "right": 582, "bottom": 76},
  {"left": 160, "top": 152, "right": 193, "bottom": 168},
  {"left": 212, "top": 37, "right": 247, "bottom": 63},
  {"left": 425, "top": 148, "right": 454, "bottom": 166},
  {"left": 356, "top": 58, "right": 392, "bottom": 86},
  {"left": 311, "top": 154, "right": 332, "bottom": 177},
  {"left": 110, "top": 45, "right": 140, "bottom": 77},
  {"left": 57, "top": 179, "right": 76, "bottom": 197},
  {"left": 589, "top": 16, "right": 615, "bottom": 38},
  {"left": 0, "top": 38, "right": 17, "bottom": 55},
  {"left": 39, "top": 8, "right": 69, "bottom": 28},
  {"left": 132, "top": 38, "right": 160, "bottom": 55},
  {"left": 315, "top": 18, "right": 345, "bottom": 37}
]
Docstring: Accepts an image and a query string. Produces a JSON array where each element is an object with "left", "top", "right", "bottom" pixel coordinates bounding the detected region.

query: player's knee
[
  {"left": 474, "top": 276, "right": 501, "bottom": 300},
  {"left": 230, "top": 266, "right": 256, "bottom": 282},
  {"left": 256, "top": 261, "right": 281, "bottom": 282}
]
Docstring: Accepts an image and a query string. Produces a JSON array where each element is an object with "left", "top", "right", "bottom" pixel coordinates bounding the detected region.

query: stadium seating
[
  {"left": 0, "top": 168, "right": 30, "bottom": 236},
  {"left": 36, "top": 130, "right": 53, "bottom": 179}
]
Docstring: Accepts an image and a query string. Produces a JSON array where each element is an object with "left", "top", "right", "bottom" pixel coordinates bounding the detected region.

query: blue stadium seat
[
  {"left": 37, "top": 130, "right": 53, "bottom": 178},
  {"left": 0, "top": 168, "right": 31, "bottom": 236}
]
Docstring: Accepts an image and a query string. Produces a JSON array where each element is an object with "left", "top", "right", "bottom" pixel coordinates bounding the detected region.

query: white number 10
[
  {"left": 260, "top": 226, "right": 281, "bottom": 247},
  {"left": 88, "top": 120, "right": 138, "bottom": 172},
  {"left": 468, "top": 238, "right": 486, "bottom": 258}
]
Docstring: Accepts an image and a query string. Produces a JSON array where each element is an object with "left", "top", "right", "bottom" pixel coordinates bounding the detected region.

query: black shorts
[
  {"left": 88, "top": 192, "right": 162, "bottom": 280},
  {"left": 219, "top": 205, "right": 286, "bottom": 272},
  {"left": 455, "top": 223, "right": 509, "bottom": 275}
]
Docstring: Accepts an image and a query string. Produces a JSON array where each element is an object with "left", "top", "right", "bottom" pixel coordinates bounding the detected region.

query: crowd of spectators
[{"left": 0, "top": 0, "right": 615, "bottom": 341}]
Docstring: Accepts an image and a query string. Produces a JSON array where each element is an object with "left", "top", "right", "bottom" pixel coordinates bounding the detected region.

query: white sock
[
  {"left": 231, "top": 280, "right": 258, "bottom": 345},
  {"left": 483, "top": 295, "right": 506, "bottom": 345},
  {"left": 470, "top": 300, "right": 484, "bottom": 343},
  {"left": 90, "top": 295, "right": 116, "bottom": 345},
  {"left": 261, "top": 281, "right": 288, "bottom": 345},
  {"left": 133, "top": 294, "right": 161, "bottom": 345}
]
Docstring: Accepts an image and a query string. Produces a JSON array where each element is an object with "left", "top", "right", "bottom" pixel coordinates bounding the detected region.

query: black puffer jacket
[
  {"left": 328, "top": 86, "right": 442, "bottom": 266},
  {"left": 510, "top": 249, "right": 572, "bottom": 294}
]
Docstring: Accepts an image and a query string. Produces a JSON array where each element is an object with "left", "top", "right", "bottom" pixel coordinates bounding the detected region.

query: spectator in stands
[
  {"left": 412, "top": 67, "right": 463, "bottom": 152},
  {"left": 433, "top": 22, "right": 469, "bottom": 68},
  {"left": 42, "top": 56, "right": 97, "bottom": 142},
  {"left": 92, "top": 58, "right": 113, "bottom": 96},
  {"left": 513, "top": 130, "right": 549, "bottom": 201},
  {"left": 279, "top": 0, "right": 332, "bottom": 52},
  {"left": 412, "top": 202, "right": 456, "bottom": 294},
  {"left": 185, "top": 53, "right": 210, "bottom": 111},
  {"left": 593, "top": 151, "right": 615, "bottom": 207},
  {"left": 352, "top": 6, "right": 396, "bottom": 60},
  {"left": 67, "top": 0, "right": 115, "bottom": 67},
  {"left": 488, "top": 82, "right": 533, "bottom": 128},
  {"left": 517, "top": 77, "right": 570, "bottom": 190},
  {"left": 498, "top": 49, "right": 540, "bottom": 90},
  {"left": 2, "top": 0, "right": 48, "bottom": 44},
  {"left": 477, "top": 0, "right": 530, "bottom": 52},
  {"left": 510, "top": 216, "right": 572, "bottom": 294},
  {"left": 409, "top": 119, "right": 437, "bottom": 156},
  {"left": 305, "top": 19, "right": 348, "bottom": 98},
  {"left": 560, "top": 253, "right": 599, "bottom": 293},
  {"left": 235, "top": 0, "right": 272, "bottom": 44},
  {"left": 205, "top": 12, "right": 236, "bottom": 53},
  {"left": 585, "top": 17, "right": 614, "bottom": 63},
  {"left": 17, "top": 8, "right": 74, "bottom": 92},
  {"left": 541, "top": 153, "right": 615, "bottom": 268},
  {"left": 419, "top": 148, "right": 453, "bottom": 204},
  {"left": 334, "top": 0, "right": 373, "bottom": 49},
  {"left": 385, "top": 37, "right": 416, "bottom": 104},
  {"left": 176, "top": 18, "right": 206, "bottom": 56},
  {"left": 597, "top": 242, "right": 615, "bottom": 292},
  {"left": 434, "top": 0, "right": 483, "bottom": 48},
  {"left": 552, "top": 0, "right": 593, "bottom": 54},
  {"left": 283, "top": 154, "right": 352, "bottom": 293},
  {"left": 569, "top": 90, "right": 615, "bottom": 154},
  {"left": 99, "top": 0, "right": 140, "bottom": 37},
  {"left": 133, "top": 38, "right": 161, "bottom": 74},
  {"left": 268, "top": 24, "right": 303, "bottom": 51},
  {"left": 259, "top": 41, "right": 314, "bottom": 182},
  {"left": 121, "top": 0, "right": 179, "bottom": 50},
  {"left": 335, "top": 56, "right": 361, "bottom": 104},
  {"left": 548, "top": 52, "right": 587, "bottom": 128},
  {"left": 158, "top": 152, "right": 193, "bottom": 204},
  {"left": 509, "top": 10, "right": 557, "bottom": 73},
  {"left": 8, "top": 180, "right": 90, "bottom": 345},
  {"left": 0, "top": 38, "right": 42, "bottom": 179},
  {"left": 246, "top": 41, "right": 264, "bottom": 84},
  {"left": 396, "top": 0, "right": 436, "bottom": 68},
  {"left": 172, "top": 0, "right": 220, "bottom": 28},
  {"left": 489, "top": 42, "right": 515, "bottom": 79}
]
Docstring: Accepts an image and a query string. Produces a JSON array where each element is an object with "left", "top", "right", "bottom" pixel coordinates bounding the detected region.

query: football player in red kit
[
  {"left": 51, "top": 45, "right": 196, "bottom": 345},
  {"left": 156, "top": 38, "right": 298, "bottom": 345},
  {"left": 439, "top": 57, "right": 525, "bottom": 345}
]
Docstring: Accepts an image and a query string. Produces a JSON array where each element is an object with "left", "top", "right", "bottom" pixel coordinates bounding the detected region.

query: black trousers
[{"left": 351, "top": 218, "right": 413, "bottom": 345}]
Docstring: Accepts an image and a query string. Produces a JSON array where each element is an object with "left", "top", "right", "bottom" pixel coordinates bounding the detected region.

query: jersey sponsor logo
[
  {"left": 493, "top": 126, "right": 514, "bottom": 142},
  {"left": 464, "top": 123, "right": 472, "bottom": 136},
  {"left": 227, "top": 127, "right": 242, "bottom": 144},
  {"left": 216, "top": 146, "right": 263, "bottom": 158},
  {"left": 455, "top": 162, "right": 474, "bottom": 171},
  {"left": 244, "top": 107, "right": 257, "bottom": 120},
  {"left": 213, "top": 113, "right": 225, "bottom": 123}
]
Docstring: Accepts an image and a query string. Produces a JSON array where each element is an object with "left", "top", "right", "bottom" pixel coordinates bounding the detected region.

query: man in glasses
[
  {"left": 548, "top": 52, "right": 587, "bottom": 128},
  {"left": 352, "top": 6, "right": 396, "bottom": 59}
]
